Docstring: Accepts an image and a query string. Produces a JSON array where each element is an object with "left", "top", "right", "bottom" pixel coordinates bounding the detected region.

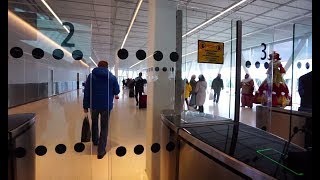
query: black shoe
[
  {"left": 97, "top": 151, "right": 106, "bottom": 159},
  {"left": 136, "top": 102, "right": 139, "bottom": 106}
]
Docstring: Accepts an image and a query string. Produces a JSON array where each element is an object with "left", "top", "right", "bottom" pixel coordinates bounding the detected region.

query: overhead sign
[{"left": 197, "top": 40, "right": 224, "bottom": 64}]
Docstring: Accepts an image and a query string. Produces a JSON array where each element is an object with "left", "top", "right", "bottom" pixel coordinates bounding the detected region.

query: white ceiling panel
[
  {"left": 249, "top": 17, "right": 283, "bottom": 26},
  {"left": 287, "top": 0, "right": 312, "bottom": 10},
  {"left": 93, "top": 5, "right": 112, "bottom": 12},
  {"left": 185, "top": 3, "right": 222, "bottom": 14},
  {"left": 267, "top": 0, "right": 293, "bottom": 3},
  {"left": 96, "top": 12, "right": 112, "bottom": 18},
  {"left": 239, "top": 4, "right": 271, "bottom": 15},
  {"left": 264, "top": 10, "right": 300, "bottom": 20},
  {"left": 53, "top": 1, "right": 92, "bottom": 10},
  {"left": 243, "top": 21, "right": 268, "bottom": 29},
  {"left": 118, "top": 1, "right": 137, "bottom": 9},
  {"left": 277, "top": 6, "right": 310, "bottom": 14},
  {"left": 137, "top": 9, "right": 149, "bottom": 17},
  {"left": 252, "top": 0, "right": 279, "bottom": 9},
  {"left": 292, "top": 16, "right": 312, "bottom": 26},
  {"left": 242, "top": 26, "right": 260, "bottom": 34},
  {"left": 185, "top": 10, "right": 208, "bottom": 19},
  {"left": 116, "top": 7, "right": 135, "bottom": 17}
]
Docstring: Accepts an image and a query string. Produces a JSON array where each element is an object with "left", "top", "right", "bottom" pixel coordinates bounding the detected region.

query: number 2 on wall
[
  {"left": 261, "top": 43, "right": 266, "bottom": 60},
  {"left": 61, "top": 22, "right": 75, "bottom": 47}
]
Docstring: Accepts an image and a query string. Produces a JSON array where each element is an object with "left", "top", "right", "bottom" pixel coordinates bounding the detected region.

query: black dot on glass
[
  {"left": 264, "top": 62, "right": 269, "bottom": 69},
  {"left": 72, "top": 50, "right": 83, "bottom": 60},
  {"left": 15, "top": 147, "right": 26, "bottom": 158},
  {"left": 53, "top": 49, "right": 64, "bottom": 60},
  {"left": 116, "top": 146, "right": 126, "bottom": 157},
  {"left": 10, "top": 47, "right": 23, "bottom": 58},
  {"left": 297, "top": 62, "right": 301, "bottom": 69},
  {"left": 171, "top": 67, "right": 174, "bottom": 72},
  {"left": 305, "top": 62, "right": 310, "bottom": 69},
  {"left": 170, "top": 52, "right": 179, "bottom": 62},
  {"left": 55, "top": 144, "right": 67, "bottom": 154},
  {"left": 166, "top": 142, "right": 175, "bottom": 152},
  {"left": 151, "top": 143, "right": 160, "bottom": 153},
  {"left": 74, "top": 143, "right": 85, "bottom": 153},
  {"left": 155, "top": 67, "right": 159, "bottom": 72},
  {"left": 117, "top": 49, "right": 128, "bottom": 60},
  {"left": 162, "top": 67, "right": 167, "bottom": 72},
  {"left": 134, "top": 145, "right": 144, "bottom": 155},
  {"left": 245, "top": 61, "right": 251, "bottom": 68},
  {"left": 153, "top": 51, "right": 163, "bottom": 61},
  {"left": 35, "top": 145, "right": 47, "bottom": 156},
  {"left": 255, "top": 61, "right": 260, "bottom": 69},
  {"left": 136, "top": 49, "right": 146, "bottom": 60},
  {"left": 32, "top": 48, "right": 44, "bottom": 59}
]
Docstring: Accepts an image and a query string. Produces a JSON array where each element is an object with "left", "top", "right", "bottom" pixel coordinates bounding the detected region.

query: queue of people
[{"left": 183, "top": 72, "right": 256, "bottom": 113}]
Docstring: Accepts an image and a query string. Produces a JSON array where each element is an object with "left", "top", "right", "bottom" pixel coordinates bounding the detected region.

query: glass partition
[
  {"left": 180, "top": 4, "right": 236, "bottom": 124},
  {"left": 8, "top": 0, "right": 93, "bottom": 179},
  {"left": 291, "top": 24, "right": 312, "bottom": 110}
]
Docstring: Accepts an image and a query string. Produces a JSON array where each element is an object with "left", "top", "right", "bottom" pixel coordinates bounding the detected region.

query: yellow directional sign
[{"left": 198, "top": 40, "right": 224, "bottom": 64}]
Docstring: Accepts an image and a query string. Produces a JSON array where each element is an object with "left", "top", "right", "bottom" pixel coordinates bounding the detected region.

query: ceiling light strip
[
  {"left": 130, "top": 53, "right": 153, "bottom": 68},
  {"left": 89, "top": 57, "right": 98, "bottom": 67},
  {"left": 120, "top": 0, "right": 144, "bottom": 49},
  {"left": 182, "top": 50, "right": 197, "bottom": 57},
  {"left": 182, "top": 0, "right": 248, "bottom": 38},
  {"left": 41, "top": 0, "right": 70, "bottom": 33}
]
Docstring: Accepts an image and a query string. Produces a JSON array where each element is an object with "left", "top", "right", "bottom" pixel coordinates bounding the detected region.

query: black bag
[
  {"left": 81, "top": 114, "right": 91, "bottom": 142},
  {"left": 129, "top": 89, "right": 135, "bottom": 97}
]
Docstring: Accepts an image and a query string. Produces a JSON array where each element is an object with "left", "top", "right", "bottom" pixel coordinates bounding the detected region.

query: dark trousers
[
  {"left": 135, "top": 91, "right": 143, "bottom": 104},
  {"left": 199, "top": 105, "right": 204, "bottom": 113},
  {"left": 214, "top": 90, "right": 221, "bottom": 103},
  {"left": 185, "top": 98, "right": 189, "bottom": 109},
  {"left": 91, "top": 110, "right": 110, "bottom": 155}
]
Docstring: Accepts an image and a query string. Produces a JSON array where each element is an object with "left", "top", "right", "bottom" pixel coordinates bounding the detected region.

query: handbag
[
  {"left": 81, "top": 114, "right": 91, "bottom": 142},
  {"left": 189, "top": 94, "right": 196, "bottom": 106},
  {"left": 209, "top": 90, "right": 214, "bottom": 100}
]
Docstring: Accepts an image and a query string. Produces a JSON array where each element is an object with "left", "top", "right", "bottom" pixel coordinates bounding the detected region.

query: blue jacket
[{"left": 83, "top": 67, "right": 120, "bottom": 110}]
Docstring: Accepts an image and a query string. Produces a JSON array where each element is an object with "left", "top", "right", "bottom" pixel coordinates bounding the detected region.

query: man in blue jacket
[{"left": 83, "top": 60, "right": 120, "bottom": 159}]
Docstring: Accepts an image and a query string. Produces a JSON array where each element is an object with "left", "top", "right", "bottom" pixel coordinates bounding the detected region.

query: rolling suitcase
[{"left": 139, "top": 95, "right": 147, "bottom": 109}]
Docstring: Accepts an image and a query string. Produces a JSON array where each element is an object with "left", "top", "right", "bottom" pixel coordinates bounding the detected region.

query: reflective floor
[{"left": 8, "top": 88, "right": 257, "bottom": 180}]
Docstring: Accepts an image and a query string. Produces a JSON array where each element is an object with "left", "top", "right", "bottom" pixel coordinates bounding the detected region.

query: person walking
[
  {"left": 189, "top": 75, "right": 197, "bottom": 108},
  {"left": 195, "top": 74, "right": 207, "bottom": 113},
  {"left": 184, "top": 79, "right": 192, "bottom": 110},
  {"left": 134, "top": 72, "right": 147, "bottom": 106},
  {"left": 83, "top": 60, "right": 120, "bottom": 159},
  {"left": 211, "top": 73, "right": 224, "bottom": 103}
]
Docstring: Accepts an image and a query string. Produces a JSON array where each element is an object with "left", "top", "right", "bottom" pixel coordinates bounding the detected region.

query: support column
[
  {"left": 234, "top": 20, "right": 242, "bottom": 123},
  {"left": 146, "top": 0, "right": 177, "bottom": 179},
  {"left": 174, "top": 10, "right": 183, "bottom": 119}
]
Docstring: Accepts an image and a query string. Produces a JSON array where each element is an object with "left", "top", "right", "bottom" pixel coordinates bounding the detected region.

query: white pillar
[{"left": 146, "top": 0, "right": 177, "bottom": 179}]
